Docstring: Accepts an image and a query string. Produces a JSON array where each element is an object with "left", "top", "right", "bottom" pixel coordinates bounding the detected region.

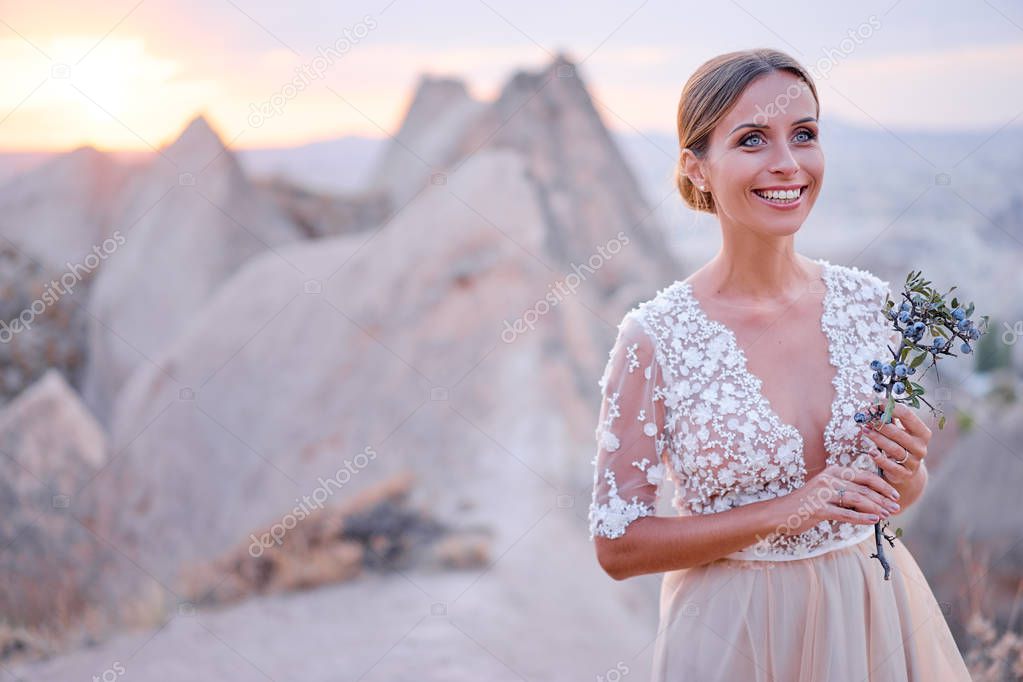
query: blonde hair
[{"left": 675, "top": 48, "right": 820, "bottom": 215}]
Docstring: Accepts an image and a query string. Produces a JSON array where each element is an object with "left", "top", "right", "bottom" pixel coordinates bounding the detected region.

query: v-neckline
[{"left": 677, "top": 258, "right": 841, "bottom": 481}]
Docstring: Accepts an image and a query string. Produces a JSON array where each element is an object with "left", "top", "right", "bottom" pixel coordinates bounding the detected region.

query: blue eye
[
  {"left": 740, "top": 127, "right": 817, "bottom": 148},
  {"left": 740, "top": 131, "right": 766, "bottom": 147},
  {"left": 794, "top": 128, "right": 817, "bottom": 143}
]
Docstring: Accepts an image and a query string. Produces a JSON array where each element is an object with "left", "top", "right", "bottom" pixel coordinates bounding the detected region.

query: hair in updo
[{"left": 675, "top": 48, "right": 820, "bottom": 215}]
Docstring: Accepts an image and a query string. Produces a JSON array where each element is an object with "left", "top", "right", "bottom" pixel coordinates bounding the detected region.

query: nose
[{"left": 769, "top": 143, "right": 800, "bottom": 176}]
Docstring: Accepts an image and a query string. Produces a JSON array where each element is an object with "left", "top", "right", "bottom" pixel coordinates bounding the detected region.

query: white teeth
[{"left": 754, "top": 187, "right": 802, "bottom": 201}]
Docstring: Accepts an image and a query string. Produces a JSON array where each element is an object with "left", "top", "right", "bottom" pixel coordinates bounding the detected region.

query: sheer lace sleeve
[
  {"left": 588, "top": 311, "right": 669, "bottom": 541},
  {"left": 875, "top": 276, "right": 904, "bottom": 355}
]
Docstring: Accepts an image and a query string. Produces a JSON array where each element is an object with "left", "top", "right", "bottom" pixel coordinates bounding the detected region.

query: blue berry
[
  {"left": 894, "top": 363, "right": 907, "bottom": 377},
  {"left": 870, "top": 360, "right": 882, "bottom": 371},
  {"left": 961, "top": 342, "right": 972, "bottom": 353},
  {"left": 855, "top": 412, "right": 867, "bottom": 423},
  {"left": 893, "top": 381, "right": 905, "bottom": 394},
  {"left": 952, "top": 307, "right": 965, "bottom": 320}
]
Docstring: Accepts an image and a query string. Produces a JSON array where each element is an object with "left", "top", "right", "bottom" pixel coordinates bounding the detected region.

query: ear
[{"left": 680, "top": 148, "right": 707, "bottom": 191}]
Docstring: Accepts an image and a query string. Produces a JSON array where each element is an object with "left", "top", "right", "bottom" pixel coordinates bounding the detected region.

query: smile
[{"left": 751, "top": 185, "right": 807, "bottom": 209}]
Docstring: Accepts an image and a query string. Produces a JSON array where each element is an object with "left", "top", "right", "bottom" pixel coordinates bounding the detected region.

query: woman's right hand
[{"left": 772, "top": 464, "right": 902, "bottom": 537}]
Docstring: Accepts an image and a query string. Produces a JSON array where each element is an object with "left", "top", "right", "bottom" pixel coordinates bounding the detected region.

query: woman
[{"left": 587, "top": 48, "right": 971, "bottom": 681}]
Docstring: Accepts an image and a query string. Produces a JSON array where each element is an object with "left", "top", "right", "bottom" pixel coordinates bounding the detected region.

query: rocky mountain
[
  {"left": 367, "top": 75, "right": 486, "bottom": 207},
  {"left": 34, "top": 53, "right": 683, "bottom": 674},
  {"left": 368, "top": 53, "right": 678, "bottom": 300},
  {"left": 81, "top": 115, "right": 304, "bottom": 426},
  {"left": 0, "top": 146, "right": 135, "bottom": 272},
  {"left": 0, "top": 370, "right": 114, "bottom": 631}
]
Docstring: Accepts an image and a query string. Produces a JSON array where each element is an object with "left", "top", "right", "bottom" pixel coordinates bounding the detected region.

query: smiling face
[{"left": 683, "top": 70, "right": 824, "bottom": 234}]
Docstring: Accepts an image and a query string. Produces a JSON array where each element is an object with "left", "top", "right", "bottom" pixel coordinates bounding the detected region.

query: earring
[{"left": 699, "top": 185, "right": 706, "bottom": 191}]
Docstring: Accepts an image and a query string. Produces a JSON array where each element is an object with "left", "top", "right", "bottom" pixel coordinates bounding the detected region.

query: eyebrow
[{"left": 729, "top": 116, "right": 818, "bottom": 135}]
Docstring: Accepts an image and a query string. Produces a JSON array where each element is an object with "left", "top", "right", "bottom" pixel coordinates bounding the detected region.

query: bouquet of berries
[{"left": 854, "top": 270, "right": 988, "bottom": 580}]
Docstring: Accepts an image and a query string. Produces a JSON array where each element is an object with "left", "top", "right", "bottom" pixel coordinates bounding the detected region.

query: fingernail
[{"left": 893, "top": 490, "right": 901, "bottom": 499}]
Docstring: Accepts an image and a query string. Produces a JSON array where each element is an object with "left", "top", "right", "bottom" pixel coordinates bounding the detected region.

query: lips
[
  {"left": 750, "top": 184, "right": 807, "bottom": 210},
  {"left": 752, "top": 184, "right": 808, "bottom": 195}
]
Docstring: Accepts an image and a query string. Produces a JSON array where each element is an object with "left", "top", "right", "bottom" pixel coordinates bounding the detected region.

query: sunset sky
[{"left": 2, "top": 0, "right": 1021, "bottom": 152}]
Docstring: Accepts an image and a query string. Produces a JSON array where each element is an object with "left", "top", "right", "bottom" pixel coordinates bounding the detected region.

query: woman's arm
[
  {"left": 595, "top": 463, "right": 901, "bottom": 580},
  {"left": 595, "top": 495, "right": 788, "bottom": 580}
]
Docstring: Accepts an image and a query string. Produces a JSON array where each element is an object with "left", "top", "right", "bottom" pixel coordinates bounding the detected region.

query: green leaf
[
  {"left": 910, "top": 396, "right": 920, "bottom": 408},
  {"left": 939, "top": 415, "right": 946, "bottom": 429},
  {"left": 910, "top": 353, "right": 926, "bottom": 369},
  {"left": 895, "top": 527, "right": 904, "bottom": 538}
]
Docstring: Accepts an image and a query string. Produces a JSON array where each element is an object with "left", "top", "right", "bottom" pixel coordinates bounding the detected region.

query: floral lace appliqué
[{"left": 588, "top": 258, "right": 897, "bottom": 561}]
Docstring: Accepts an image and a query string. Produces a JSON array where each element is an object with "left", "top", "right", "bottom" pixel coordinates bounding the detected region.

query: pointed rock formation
[
  {"left": 81, "top": 114, "right": 304, "bottom": 426},
  {"left": 77, "top": 146, "right": 665, "bottom": 675},
  {"left": 89, "top": 149, "right": 553, "bottom": 591},
  {"left": 367, "top": 75, "right": 486, "bottom": 206},
  {"left": 0, "top": 370, "right": 113, "bottom": 631},
  {"left": 368, "top": 52, "right": 680, "bottom": 301},
  {"left": 0, "top": 145, "right": 134, "bottom": 272}
]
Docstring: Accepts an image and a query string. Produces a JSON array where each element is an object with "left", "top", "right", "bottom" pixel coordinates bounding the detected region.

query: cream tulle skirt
[{"left": 651, "top": 534, "right": 971, "bottom": 681}]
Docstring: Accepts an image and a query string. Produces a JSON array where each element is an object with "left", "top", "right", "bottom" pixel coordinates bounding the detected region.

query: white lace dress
[{"left": 588, "top": 258, "right": 971, "bottom": 681}]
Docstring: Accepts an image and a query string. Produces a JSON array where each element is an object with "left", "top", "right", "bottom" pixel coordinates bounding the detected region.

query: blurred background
[{"left": 1, "top": 1, "right": 1022, "bottom": 680}]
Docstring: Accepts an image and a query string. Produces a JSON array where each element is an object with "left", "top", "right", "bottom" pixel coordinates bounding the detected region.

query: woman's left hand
[{"left": 858, "top": 403, "right": 930, "bottom": 486}]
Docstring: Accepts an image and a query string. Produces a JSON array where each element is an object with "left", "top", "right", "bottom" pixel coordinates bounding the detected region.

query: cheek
[
  {"left": 713, "top": 156, "right": 761, "bottom": 195},
  {"left": 801, "top": 150, "right": 825, "bottom": 181}
]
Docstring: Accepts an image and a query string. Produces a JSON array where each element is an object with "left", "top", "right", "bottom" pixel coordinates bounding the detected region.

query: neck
[{"left": 696, "top": 242, "right": 819, "bottom": 307}]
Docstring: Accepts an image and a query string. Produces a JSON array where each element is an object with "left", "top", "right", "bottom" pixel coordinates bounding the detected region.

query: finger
[
  {"left": 850, "top": 468, "right": 901, "bottom": 501},
  {"left": 868, "top": 449, "right": 911, "bottom": 484},
  {"left": 861, "top": 425, "right": 919, "bottom": 469},
  {"left": 865, "top": 416, "right": 918, "bottom": 456},
  {"left": 844, "top": 487, "right": 897, "bottom": 518},
  {"left": 849, "top": 482, "right": 901, "bottom": 515},
  {"left": 890, "top": 403, "right": 933, "bottom": 441},
  {"left": 829, "top": 503, "right": 880, "bottom": 525}
]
